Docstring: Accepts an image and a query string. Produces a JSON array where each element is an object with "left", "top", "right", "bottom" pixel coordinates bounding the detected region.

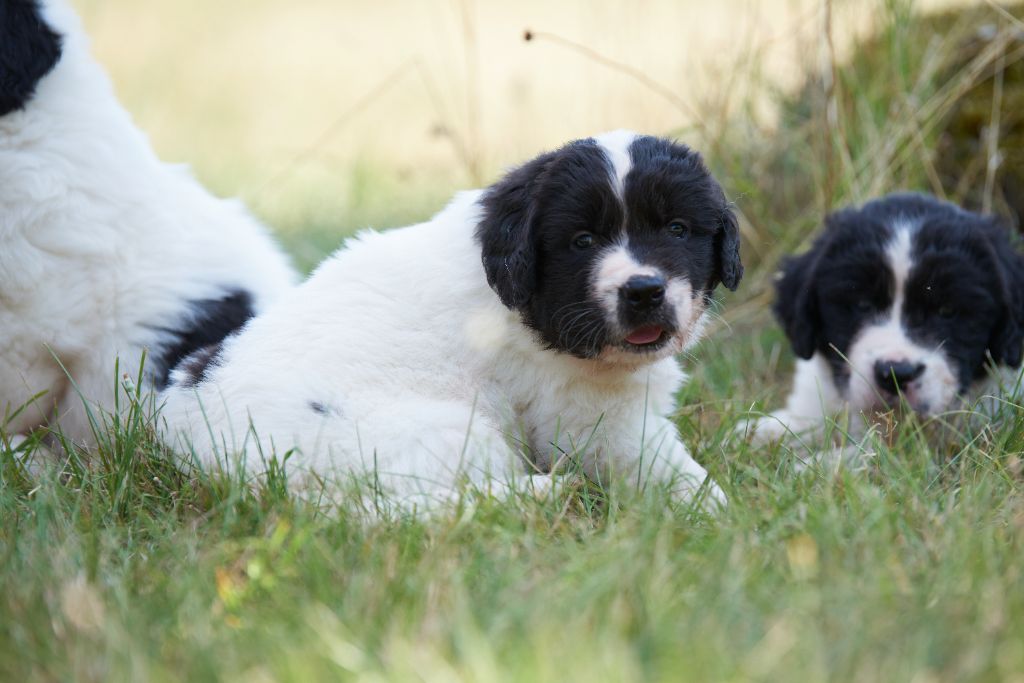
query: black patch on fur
[
  {"left": 477, "top": 139, "right": 614, "bottom": 310},
  {"left": 155, "top": 289, "right": 255, "bottom": 388},
  {"left": 476, "top": 134, "right": 741, "bottom": 358},
  {"left": 773, "top": 204, "right": 895, "bottom": 362},
  {"left": 175, "top": 343, "right": 223, "bottom": 389},
  {"left": 774, "top": 192, "right": 1024, "bottom": 393},
  {"left": 627, "top": 136, "right": 743, "bottom": 292},
  {"left": 309, "top": 401, "right": 342, "bottom": 417},
  {"left": 905, "top": 204, "right": 1024, "bottom": 382},
  {"left": 0, "top": 1, "right": 63, "bottom": 116}
]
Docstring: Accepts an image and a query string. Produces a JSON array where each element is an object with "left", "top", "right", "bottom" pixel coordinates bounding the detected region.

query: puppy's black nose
[
  {"left": 621, "top": 275, "right": 666, "bottom": 312},
  {"left": 873, "top": 359, "right": 926, "bottom": 394}
]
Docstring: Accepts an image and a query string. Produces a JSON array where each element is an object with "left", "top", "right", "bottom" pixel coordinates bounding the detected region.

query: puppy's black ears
[
  {"left": 477, "top": 151, "right": 556, "bottom": 309},
  {"left": 773, "top": 241, "right": 826, "bottom": 360},
  {"left": 0, "top": 1, "right": 63, "bottom": 116},
  {"left": 983, "top": 218, "right": 1024, "bottom": 367},
  {"left": 715, "top": 203, "right": 744, "bottom": 291}
]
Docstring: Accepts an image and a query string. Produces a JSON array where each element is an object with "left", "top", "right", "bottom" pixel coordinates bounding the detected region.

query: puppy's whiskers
[{"left": 555, "top": 303, "right": 606, "bottom": 355}]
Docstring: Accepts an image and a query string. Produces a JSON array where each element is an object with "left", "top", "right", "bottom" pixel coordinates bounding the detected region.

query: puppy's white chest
[{"left": 484, "top": 354, "right": 684, "bottom": 469}]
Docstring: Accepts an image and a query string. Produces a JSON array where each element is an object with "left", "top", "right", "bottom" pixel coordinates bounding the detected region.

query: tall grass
[{"left": 3, "top": 1, "right": 1024, "bottom": 680}]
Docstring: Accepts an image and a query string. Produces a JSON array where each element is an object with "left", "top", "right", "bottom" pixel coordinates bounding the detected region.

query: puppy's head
[
  {"left": 477, "top": 130, "right": 742, "bottom": 363},
  {"left": 0, "top": 1, "right": 63, "bottom": 117},
  {"left": 774, "top": 192, "right": 1024, "bottom": 416}
]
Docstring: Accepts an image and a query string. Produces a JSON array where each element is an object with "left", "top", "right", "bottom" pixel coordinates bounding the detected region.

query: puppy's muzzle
[{"left": 873, "top": 358, "right": 926, "bottom": 395}]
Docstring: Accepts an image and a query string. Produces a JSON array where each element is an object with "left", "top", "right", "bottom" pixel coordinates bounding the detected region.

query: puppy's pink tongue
[{"left": 626, "top": 325, "right": 663, "bottom": 345}]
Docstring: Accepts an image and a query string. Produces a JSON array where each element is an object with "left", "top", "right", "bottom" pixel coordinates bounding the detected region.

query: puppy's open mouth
[{"left": 623, "top": 325, "right": 668, "bottom": 350}]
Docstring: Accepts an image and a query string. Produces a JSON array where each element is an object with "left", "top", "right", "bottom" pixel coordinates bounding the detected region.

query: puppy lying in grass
[
  {"left": 747, "top": 193, "right": 1024, "bottom": 458},
  {"left": 159, "top": 131, "right": 742, "bottom": 511},
  {"left": 0, "top": 0, "right": 296, "bottom": 452}
]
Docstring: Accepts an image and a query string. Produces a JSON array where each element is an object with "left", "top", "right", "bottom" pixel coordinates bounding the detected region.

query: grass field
[{"left": 4, "top": 1, "right": 1024, "bottom": 681}]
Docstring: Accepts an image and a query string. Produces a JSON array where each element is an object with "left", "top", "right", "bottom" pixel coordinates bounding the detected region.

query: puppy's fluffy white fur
[
  {"left": 160, "top": 134, "right": 730, "bottom": 510},
  {"left": 0, "top": 1, "right": 296, "bottom": 445}
]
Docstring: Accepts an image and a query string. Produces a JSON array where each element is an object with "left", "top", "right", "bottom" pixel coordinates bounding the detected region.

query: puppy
[
  {"left": 159, "top": 131, "right": 742, "bottom": 510},
  {"left": 750, "top": 192, "right": 1024, "bottom": 447},
  {"left": 0, "top": 1, "right": 296, "bottom": 447}
]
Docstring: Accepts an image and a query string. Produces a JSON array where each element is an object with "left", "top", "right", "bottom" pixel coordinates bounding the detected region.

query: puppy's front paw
[
  {"left": 3, "top": 433, "right": 59, "bottom": 479},
  {"left": 702, "top": 478, "right": 728, "bottom": 510},
  {"left": 791, "top": 443, "right": 877, "bottom": 473},
  {"left": 737, "top": 411, "right": 821, "bottom": 447},
  {"left": 671, "top": 473, "right": 727, "bottom": 513},
  {"left": 736, "top": 415, "right": 784, "bottom": 445}
]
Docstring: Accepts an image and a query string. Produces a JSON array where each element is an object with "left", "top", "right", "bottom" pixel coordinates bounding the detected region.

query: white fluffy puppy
[
  {"left": 0, "top": 0, "right": 296, "bottom": 447},
  {"left": 159, "top": 131, "right": 743, "bottom": 509}
]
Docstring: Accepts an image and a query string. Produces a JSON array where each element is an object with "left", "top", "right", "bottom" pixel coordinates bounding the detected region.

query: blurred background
[
  {"left": 73, "top": 0, "right": 985, "bottom": 260},
  {"left": 71, "top": 0, "right": 1024, "bottom": 401}
]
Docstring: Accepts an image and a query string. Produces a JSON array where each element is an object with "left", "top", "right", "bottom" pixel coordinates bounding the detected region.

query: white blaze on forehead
[
  {"left": 885, "top": 223, "right": 915, "bottom": 306},
  {"left": 593, "top": 129, "right": 637, "bottom": 197},
  {"left": 845, "top": 218, "right": 958, "bottom": 414},
  {"left": 850, "top": 222, "right": 917, "bottom": 365}
]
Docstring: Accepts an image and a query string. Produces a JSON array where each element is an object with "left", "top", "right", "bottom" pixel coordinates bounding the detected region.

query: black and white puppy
[
  {"left": 0, "top": 1, "right": 296, "bottom": 448},
  {"left": 159, "top": 130, "right": 742, "bottom": 510},
  {"left": 750, "top": 192, "right": 1024, "bottom": 445}
]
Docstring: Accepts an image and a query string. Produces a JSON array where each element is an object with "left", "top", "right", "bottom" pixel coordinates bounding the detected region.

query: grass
[
  {"left": 4, "top": 335, "right": 1024, "bottom": 681},
  {"left": 5, "top": 1, "right": 1024, "bottom": 681}
]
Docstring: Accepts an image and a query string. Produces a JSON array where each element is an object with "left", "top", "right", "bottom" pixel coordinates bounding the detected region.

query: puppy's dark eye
[
  {"left": 855, "top": 299, "right": 874, "bottom": 313},
  {"left": 937, "top": 305, "right": 956, "bottom": 319},
  {"left": 667, "top": 220, "right": 690, "bottom": 239},
  {"left": 572, "top": 232, "right": 595, "bottom": 249}
]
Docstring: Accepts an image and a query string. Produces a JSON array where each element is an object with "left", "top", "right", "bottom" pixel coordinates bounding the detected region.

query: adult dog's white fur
[
  {"left": 159, "top": 132, "right": 735, "bottom": 511},
  {"left": 0, "top": 0, "right": 296, "bottom": 446}
]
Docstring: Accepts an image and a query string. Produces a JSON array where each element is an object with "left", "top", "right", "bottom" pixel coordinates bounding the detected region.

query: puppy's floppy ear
[
  {"left": 476, "top": 151, "right": 557, "bottom": 309},
  {"left": 773, "top": 222, "right": 837, "bottom": 360},
  {"left": 773, "top": 251, "right": 819, "bottom": 359},
  {"left": 715, "top": 201, "right": 744, "bottom": 291},
  {"left": 981, "top": 217, "right": 1024, "bottom": 367},
  {"left": 0, "top": 1, "right": 62, "bottom": 117}
]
